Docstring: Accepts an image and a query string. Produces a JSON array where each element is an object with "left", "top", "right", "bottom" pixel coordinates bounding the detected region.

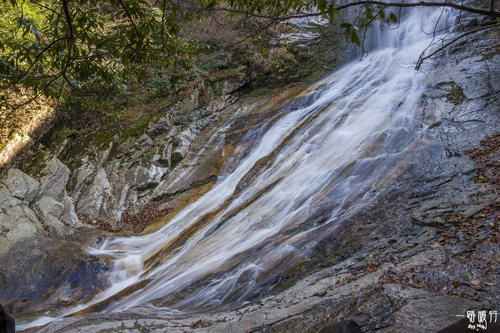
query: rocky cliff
[{"left": 0, "top": 12, "right": 498, "bottom": 333}]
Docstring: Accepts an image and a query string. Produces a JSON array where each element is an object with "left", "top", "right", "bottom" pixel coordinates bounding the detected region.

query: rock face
[
  {"left": 318, "top": 320, "right": 362, "bottom": 333},
  {"left": 0, "top": 237, "right": 111, "bottom": 315},
  {"left": 66, "top": 78, "right": 246, "bottom": 232},
  {"left": 2, "top": 168, "right": 39, "bottom": 203},
  {"left": 36, "top": 21, "right": 499, "bottom": 333},
  {"left": 0, "top": 158, "right": 85, "bottom": 255},
  {"left": 0, "top": 161, "right": 101, "bottom": 317},
  {"left": 0, "top": 75, "right": 250, "bottom": 321}
]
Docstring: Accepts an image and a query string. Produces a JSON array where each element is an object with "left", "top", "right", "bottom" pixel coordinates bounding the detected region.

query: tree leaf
[
  {"left": 390, "top": 12, "right": 398, "bottom": 23},
  {"left": 351, "top": 30, "right": 360, "bottom": 46}
]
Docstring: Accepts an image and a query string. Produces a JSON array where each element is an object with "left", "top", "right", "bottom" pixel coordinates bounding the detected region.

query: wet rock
[
  {"left": 318, "top": 320, "right": 362, "bottom": 333},
  {"left": 389, "top": 296, "right": 482, "bottom": 333},
  {"left": 453, "top": 57, "right": 491, "bottom": 100},
  {"left": 0, "top": 237, "right": 111, "bottom": 314},
  {"left": 0, "top": 304, "right": 15, "bottom": 333},
  {"left": 411, "top": 200, "right": 452, "bottom": 227}
]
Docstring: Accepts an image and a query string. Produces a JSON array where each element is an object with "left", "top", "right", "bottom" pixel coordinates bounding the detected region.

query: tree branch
[
  {"left": 415, "top": 22, "right": 500, "bottom": 70},
  {"left": 206, "top": 1, "right": 499, "bottom": 19},
  {"left": 30, "top": 0, "right": 64, "bottom": 18},
  {"left": 118, "top": 0, "right": 142, "bottom": 41},
  {"left": 13, "top": 37, "right": 65, "bottom": 85},
  {"left": 335, "top": 1, "right": 498, "bottom": 17},
  {"left": 61, "top": 0, "right": 74, "bottom": 73},
  {"left": 161, "top": 0, "right": 166, "bottom": 45}
]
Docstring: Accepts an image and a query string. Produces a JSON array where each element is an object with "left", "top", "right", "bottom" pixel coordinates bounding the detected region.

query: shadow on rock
[
  {"left": 0, "top": 236, "right": 111, "bottom": 315},
  {"left": 0, "top": 303, "right": 15, "bottom": 333}
]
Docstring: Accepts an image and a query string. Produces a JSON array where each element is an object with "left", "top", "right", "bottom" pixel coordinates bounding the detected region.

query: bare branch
[
  {"left": 118, "top": 0, "right": 142, "bottom": 41},
  {"left": 228, "top": 19, "right": 279, "bottom": 48},
  {"left": 415, "top": 22, "right": 500, "bottom": 69},
  {"left": 206, "top": 1, "right": 499, "bottom": 19},
  {"left": 335, "top": 1, "right": 498, "bottom": 17},
  {"left": 13, "top": 37, "right": 65, "bottom": 85},
  {"left": 61, "top": 0, "right": 74, "bottom": 73}
]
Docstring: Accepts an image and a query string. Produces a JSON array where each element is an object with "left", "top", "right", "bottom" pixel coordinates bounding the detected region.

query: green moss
[
  {"left": 121, "top": 121, "right": 149, "bottom": 139},
  {"left": 482, "top": 49, "right": 500, "bottom": 60},
  {"left": 446, "top": 83, "right": 466, "bottom": 105},
  {"left": 94, "top": 130, "right": 115, "bottom": 149},
  {"left": 0, "top": 131, "right": 17, "bottom": 152},
  {"left": 428, "top": 121, "right": 442, "bottom": 129},
  {"left": 67, "top": 134, "right": 94, "bottom": 160},
  {"left": 25, "top": 149, "right": 50, "bottom": 178},
  {"left": 247, "top": 84, "right": 286, "bottom": 97},
  {"left": 143, "top": 146, "right": 158, "bottom": 162}
]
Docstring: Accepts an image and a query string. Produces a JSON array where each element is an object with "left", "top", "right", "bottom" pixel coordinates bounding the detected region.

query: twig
[
  {"left": 206, "top": 1, "right": 499, "bottom": 20},
  {"left": 61, "top": 0, "right": 74, "bottom": 73},
  {"left": 415, "top": 22, "right": 500, "bottom": 70},
  {"left": 30, "top": 0, "right": 64, "bottom": 18},
  {"left": 118, "top": 0, "right": 142, "bottom": 42}
]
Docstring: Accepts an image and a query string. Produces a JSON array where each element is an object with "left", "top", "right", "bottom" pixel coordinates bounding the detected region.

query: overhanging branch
[
  {"left": 206, "top": 1, "right": 499, "bottom": 19},
  {"left": 415, "top": 22, "right": 500, "bottom": 70}
]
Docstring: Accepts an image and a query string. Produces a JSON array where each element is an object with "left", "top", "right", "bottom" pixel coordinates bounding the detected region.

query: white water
[{"left": 19, "top": 6, "right": 458, "bottom": 330}]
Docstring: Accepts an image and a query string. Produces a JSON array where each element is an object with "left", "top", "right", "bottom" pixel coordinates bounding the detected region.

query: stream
[{"left": 20, "top": 6, "right": 458, "bottom": 330}]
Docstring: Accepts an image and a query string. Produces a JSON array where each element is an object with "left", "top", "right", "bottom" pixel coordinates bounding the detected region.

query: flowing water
[{"left": 20, "top": 6, "right": 458, "bottom": 330}]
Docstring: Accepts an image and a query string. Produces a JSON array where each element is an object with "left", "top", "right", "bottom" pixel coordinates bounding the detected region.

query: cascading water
[{"left": 20, "top": 5, "right": 459, "bottom": 330}]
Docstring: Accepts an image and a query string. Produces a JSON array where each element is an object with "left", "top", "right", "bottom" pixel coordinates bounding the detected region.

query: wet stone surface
[
  {"left": 33, "top": 28, "right": 499, "bottom": 333},
  {"left": 0, "top": 237, "right": 111, "bottom": 316},
  {"left": 1, "top": 14, "right": 498, "bottom": 333}
]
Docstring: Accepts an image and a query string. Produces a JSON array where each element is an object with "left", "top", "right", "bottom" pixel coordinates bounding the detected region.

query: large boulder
[
  {"left": 0, "top": 176, "right": 47, "bottom": 255},
  {"left": 0, "top": 161, "right": 84, "bottom": 256},
  {"left": 2, "top": 168, "right": 39, "bottom": 203},
  {"left": 0, "top": 184, "right": 21, "bottom": 210},
  {"left": 34, "top": 196, "right": 73, "bottom": 237},
  {"left": 37, "top": 157, "right": 70, "bottom": 201},
  {"left": 0, "top": 237, "right": 111, "bottom": 315},
  {"left": 0, "top": 205, "right": 47, "bottom": 254},
  {"left": 76, "top": 167, "right": 111, "bottom": 219}
]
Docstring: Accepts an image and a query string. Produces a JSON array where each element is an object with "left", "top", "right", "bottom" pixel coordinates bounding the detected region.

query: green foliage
[
  {"left": 339, "top": 5, "right": 400, "bottom": 46},
  {"left": 94, "top": 129, "right": 115, "bottom": 148},
  {"left": 204, "top": 0, "right": 339, "bottom": 19},
  {"left": 0, "top": 0, "right": 201, "bottom": 109},
  {"left": 0, "top": 0, "right": 405, "bottom": 112},
  {"left": 148, "top": 73, "right": 171, "bottom": 97},
  {"left": 199, "top": 1, "right": 404, "bottom": 49}
]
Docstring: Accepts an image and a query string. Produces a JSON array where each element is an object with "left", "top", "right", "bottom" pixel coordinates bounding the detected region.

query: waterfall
[{"left": 19, "top": 6, "right": 458, "bottom": 330}]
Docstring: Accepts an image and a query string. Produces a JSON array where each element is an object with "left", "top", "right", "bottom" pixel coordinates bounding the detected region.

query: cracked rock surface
[{"left": 33, "top": 28, "right": 499, "bottom": 333}]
